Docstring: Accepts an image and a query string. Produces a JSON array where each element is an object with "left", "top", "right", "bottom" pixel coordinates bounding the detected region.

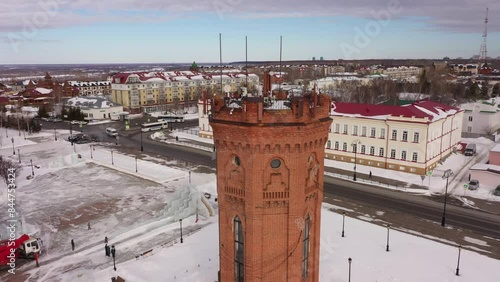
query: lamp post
[
  {"left": 30, "top": 159, "right": 34, "bottom": 176},
  {"left": 342, "top": 212, "right": 346, "bottom": 237},
  {"left": 53, "top": 126, "right": 57, "bottom": 141},
  {"left": 441, "top": 169, "right": 454, "bottom": 227},
  {"left": 348, "top": 257, "right": 352, "bottom": 282},
  {"left": 386, "top": 224, "right": 391, "bottom": 252},
  {"left": 351, "top": 140, "right": 361, "bottom": 181},
  {"left": 189, "top": 171, "right": 191, "bottom": 184},
  {"left": 111, "top": 245, "right": 116, "bottom": 271},
  {"left": 179, "top": 219, "right": 183, "bottom": 243},
  {"left": 18, "top": 149, "right": 20, "bottom": 164},
  {"left": 69, "top": 122, "right": 73, "bottom": 142},
  {"left": 11, "top": 137, "right": 15, "bottom": 155},
  {"left": 456, "top": 245, "right": 462, "bottom": 276},
  {"left": 140, "top": 129, "right": 144, "bottom": 152},
  {"left": 111, "top": 150, "right": 114, "bottom": 165},
  {"left": 135, "top": 156, "right": 138, "bottom": 172},
  {"left": 90, "top": 145, "right": 93, "bottom": 159}
]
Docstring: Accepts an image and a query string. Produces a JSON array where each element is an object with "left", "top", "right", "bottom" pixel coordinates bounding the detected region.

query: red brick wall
[{"left": 211, "top": 94, "right": 332, "bottom": 281}]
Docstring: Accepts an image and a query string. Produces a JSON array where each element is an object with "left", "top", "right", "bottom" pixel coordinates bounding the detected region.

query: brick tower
[{"left": 209, "top": 91, "right": 332, "bottom": 281}]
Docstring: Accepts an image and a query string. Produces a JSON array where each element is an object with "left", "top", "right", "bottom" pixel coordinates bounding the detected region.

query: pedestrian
[
  {"left": 111, "top": 245, "right": 116, "bottom": 258},
  {"left": 175, "top": 136, "right": 179, "bottom": 142},
  {"left": 105, "top": 244, "right": 110, "bottom": 257},
  {"left": 71, "top": 239, "right": 75, "bottom": 251},
  {"left": 88, "top": 222, "right": 91, "bottom": 230},
  {"left": 369, "top": 171, "right": 372, "bottom": 179},
  {"left": 104, "top": 236, "right": 108, "bottom": 244},
  {"left": 468, "top": 173, "right": 471, "bottom": 181}
]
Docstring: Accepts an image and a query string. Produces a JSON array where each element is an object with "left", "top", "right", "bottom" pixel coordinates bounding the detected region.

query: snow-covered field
[{"left": 0, "top": 127, "right": 499, "bottom": 281}]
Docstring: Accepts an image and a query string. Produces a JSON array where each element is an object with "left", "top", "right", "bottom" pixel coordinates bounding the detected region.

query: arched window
[
  {"left": 302, "top": 216, "right": 310, "bottom": 279},
  {"left": 234, "top": 216, "right": 244, "bottom": 281}
]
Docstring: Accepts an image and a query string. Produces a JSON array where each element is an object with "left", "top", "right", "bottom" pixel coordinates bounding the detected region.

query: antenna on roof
[
  {"left": 219, "top": 33, "right": 223, "bottom": 96},
  {"left": 279, "top": 35, "right": 282, "bottom": 95},
  {"left": 245, "top": 35, "right": 248, "bottom": 92}
]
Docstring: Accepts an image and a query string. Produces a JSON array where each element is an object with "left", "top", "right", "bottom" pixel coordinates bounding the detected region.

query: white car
[{"left": 70, "top": 120, "right": 80, "bottom": 125}]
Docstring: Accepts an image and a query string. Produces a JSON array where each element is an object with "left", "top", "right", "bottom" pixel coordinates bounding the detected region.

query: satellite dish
[{"left": 223, "top": 85, "right": 231, "bottom": 92}]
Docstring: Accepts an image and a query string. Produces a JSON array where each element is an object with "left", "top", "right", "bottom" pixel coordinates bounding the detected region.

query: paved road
[{"left": 47, "top": 117, "right": 499, "bottom": 239}]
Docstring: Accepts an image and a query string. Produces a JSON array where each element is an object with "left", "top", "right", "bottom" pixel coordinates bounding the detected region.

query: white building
[
  {"left": 64, "top": 96, "right": 123, "bottom": 120},
  {"left": 382, "top": 66, "right": 423, "bottom": 80},
  {"left": 69, "top": 81, "right": 111, "bottom": 96},
  {"left": 460, "top": 98, "right": 500, "bottom": 135},
  {"left": 326, "top": 101, "right": 463, "bottom": 175}
]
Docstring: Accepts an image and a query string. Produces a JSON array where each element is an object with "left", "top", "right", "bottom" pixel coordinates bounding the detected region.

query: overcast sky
[{"left": 0, "top": 0, "right": 499, "bottom": 64}]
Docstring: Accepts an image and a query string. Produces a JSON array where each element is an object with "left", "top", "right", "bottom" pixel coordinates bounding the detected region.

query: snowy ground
[{"left": 1, "top": 127, "right": 499, "bottom": 281}]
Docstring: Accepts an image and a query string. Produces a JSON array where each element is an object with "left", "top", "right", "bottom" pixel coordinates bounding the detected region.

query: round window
[
  {"left": 233, "top": 156, "right": 241, "bottom": 166},
  {"left": 271, "top": 159, "right": 281, "bottom": 168}
]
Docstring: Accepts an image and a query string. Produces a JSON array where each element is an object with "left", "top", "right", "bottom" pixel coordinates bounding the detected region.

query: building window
[
  {"left": 379, "top": 148, "right": 384, "bottom": 157},
  {"left": 334, "top": 141, "right": 339, "bottom": 150},
  {"left": 380, "top": 128, "right": 385, "bottom": 139},
  {"left": 402, "top": 131, "right": 408, "bottom": 142},
  {"left": 370, "top": 146, "right": 375, "bottom": 155},
  {"left": 343, "top": 125, "right": 348, "bottom": 134},
  {"left": 361, "top": 145, "right": 366, "bottom": 154},
  {"left": 327, "top": 141, "right": 331, "bottom": 149},
  {"left": 413, "top": 132, "right": 419, "bottom": 143},
  {"left": 468, "top": 116, "right": 473, "bottom": 122},
  {"left": 335, "top": 124, "right": 340, "bottom": 133},
  {"left": 401, "top": 150, "right": 407, "bottom": 160},
  {"left": 343, "top": 142, "right": 347, "bottom": 151},
  {"left": 234, "top": 216, "right": 244, "bottom": 282},
  {"left": 391, "top": 130, "right": 397, "bottom": 140},
  {"left": 370, "top": 127, "right": 376, "bottom": 138},
  {"left": 353, "top": 126, "right": 358, "bottom": 136},
  {"left": 302, "top": 216, "right": 310, "bottom": 279},
  {"left": 352, "top": 144, "right": 357, "bottom": 153},
  {"left": 391, "top": 149, "right": 396, "bottom": 159},
  {"left": 362, "top": 126, "right": 367, "bottom": 136},
  {"left": 467, "top": 126, "right": 472, "bottom": 133},
  {"left": 412, "top": 152, "right": 418, "bottom": 162}
]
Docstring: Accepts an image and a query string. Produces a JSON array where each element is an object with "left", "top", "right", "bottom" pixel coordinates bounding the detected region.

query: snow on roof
[
  {"left": 65, "top": 96, "right": 120, "bottom": 109},
  {"left": 491, "top": 144, "right": 500, "bottom": 153},
  {"left": 35, "top": 87, "right": 53, "bottom": 94},
  {"left": 331, "top": 101, "right": 460, "bottom": 122},
  {"left": 470, "top": 163, "right": 500, "bottom": 173}
]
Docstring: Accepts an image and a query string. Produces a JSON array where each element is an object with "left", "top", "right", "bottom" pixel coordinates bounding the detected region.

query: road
[{"left": 41, "top": 118, "right": 500, "bottom": 239}]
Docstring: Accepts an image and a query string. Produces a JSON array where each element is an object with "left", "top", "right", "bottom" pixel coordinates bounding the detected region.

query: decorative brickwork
[{"left": 210, "top": 92, "right": 332, "bottom": 281}]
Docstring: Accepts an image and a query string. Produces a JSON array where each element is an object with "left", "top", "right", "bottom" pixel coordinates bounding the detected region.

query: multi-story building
[
  {"left": 460, "top": 98, "right": 500, "bottom": 135},
  {"left": 326, "top": 101, "right": 463, "bottom": 175},
  {"left": 69, "top": 81, "right": 111, "bottom": 96},
  {"left": 110, "top": 71, "right": 259, "bottom": 114},
  {"left": 382, "top": 66, "right": 423, "bottom": 80}
]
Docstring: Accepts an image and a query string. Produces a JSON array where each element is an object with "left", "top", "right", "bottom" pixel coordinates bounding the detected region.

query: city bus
[
  {"left": 141, "top": 121, "right": 169, "bottom": 132},
  {"left": 157, "top": 115, "right": 184, "bottom": 123}
]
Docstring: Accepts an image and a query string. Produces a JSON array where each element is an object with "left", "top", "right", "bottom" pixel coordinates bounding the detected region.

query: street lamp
[
  {"left": 386, "top": 224, "right": 391, "bottom": 252},
  {"left": 111, "top": 245, "right": 116, "bottom": 271},
  {"left": 53, "top": 126, "right": 57, "bottom": 141},
  {"left": 189, "top": 171, "right": 191, "bottom": 184},
  {"left": 30, "top": 159, "right": 34, "bottom": 176},
  {"left": 179, "top": 219, "right": 183, "bottom": 243},
  {"left": 456, "top": 245, "right": 462, "bottom": 276},
  {"left": 18, "top": 149, "right": 20, "bottom": 164},
  {"left": 11, "top": 137, "right": 15, "bottom": 155},
  {"left": 90, "top": 145, "right": 93, "bottom": 159},
  {"left": 111, "top": 150, "right": 114, "bottom": 165},
  {"left": 441, "top": 169, "right": 454, "bottom": 227},
  {"left": 351, "top": 140, "right": 361, "bottom": 181},
  {"left": 348, "top": 257, "right": 352, "bottom": 282},
  {"left": 140, "top": 129, "right": 144, "bottom": 152},
  {"left": 342, "top": 212, "right": 346, "bottom": 237},
  {"left": 135, "top": 156, "right": 138, "bottom": 172}
]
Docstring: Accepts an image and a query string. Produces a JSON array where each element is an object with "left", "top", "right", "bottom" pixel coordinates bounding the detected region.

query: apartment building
[
  {"left": 382, "top": 66, "right": 422, "bottom": 80},
  {"left": 111, "top": 71, "right": 259, "bottom": 114},
  {"left": 326, "top": 101, "right": 463, "bottom": 175},
  {"left": 69, "top": 81, "right": 111, "bottom": 96}
]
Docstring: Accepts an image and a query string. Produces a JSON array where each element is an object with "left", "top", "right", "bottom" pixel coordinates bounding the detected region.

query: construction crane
[{"left": 478, "top": 7, "right": 492, "bottom": 75}]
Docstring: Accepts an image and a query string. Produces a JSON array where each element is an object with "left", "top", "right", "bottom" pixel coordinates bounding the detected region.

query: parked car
[
  {"left": 464, "top": 143, "right": 476, "bottom": 156},
  {"left": 68, "top": 133, "right": 86, "bottom": 143},
  {"left": 74, "top": 136, "right": 91, "bottom": 144},
  {"left": 79, "top": 121, "right": 88, "bottom": 125},
  {"left": 52, "top": 118, "right": 62, "bottom": 123},
  {"left": 468, "top": 180, "right": 480, "bottom": 190},
  {"left": 70, "top": 120, "right": 80, "bottom": 125},
  {"left": 494, "top": 185, "right": 500, "bottom": 196}
]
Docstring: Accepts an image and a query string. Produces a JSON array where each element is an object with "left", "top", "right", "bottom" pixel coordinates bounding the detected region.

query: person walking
[
  {"left": 104, "top": 236, "right": 108, "bottom": 244},
  {"left": 369, "top": 171, "right": 372, "bottom": 179},
  {"left": 88, "top": 222, "right": 91, "bottom": 230},
  {"left": 71, "top": 239, "right": 75, "bottom": 251},
  {"left": 105, "top": 244, "right": 110, "bottom": 257}
]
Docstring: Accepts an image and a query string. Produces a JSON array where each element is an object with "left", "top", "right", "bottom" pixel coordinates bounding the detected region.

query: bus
[
  {"left": 157, "top": 115, "right": 184, "bottom": 123},
  {"left": 141, "top": 121, "right": 169, "bottom": 132}
]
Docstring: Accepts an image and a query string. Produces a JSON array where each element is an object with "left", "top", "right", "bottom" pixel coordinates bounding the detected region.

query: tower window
[
  {"left": 271, "top": 159, "right": 281, "bottom": 168},
  {"left": 233, "top": 156, "right": 241, "bottom": 166},
  {"left": 302, "top": 216, "right": 310, "bottom": 279},
  {"left": 234, "top": 216, "right": 244, "bottom": 282}
]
